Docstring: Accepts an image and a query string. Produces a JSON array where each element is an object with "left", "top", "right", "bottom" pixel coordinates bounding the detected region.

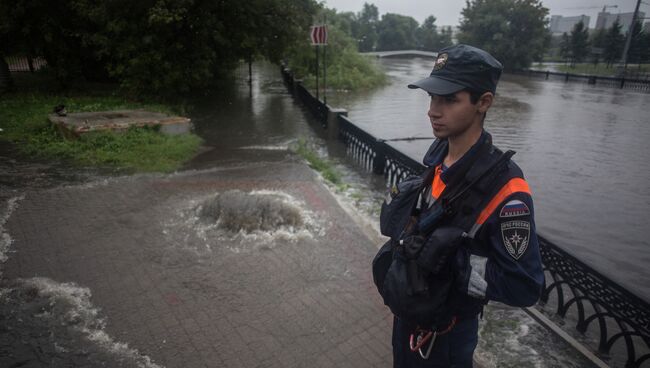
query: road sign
[{"left": 310, "top": 25, "right": 328, "bottom": 45}]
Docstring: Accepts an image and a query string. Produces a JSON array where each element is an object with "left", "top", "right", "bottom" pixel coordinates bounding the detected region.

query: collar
[{"left": 423, "top": 130, "right": 492, "bottom": 183}]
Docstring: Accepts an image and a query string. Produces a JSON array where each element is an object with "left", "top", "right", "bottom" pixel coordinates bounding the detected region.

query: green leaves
[
  {"left": 2, "top": 0, "right": 320, "bottom": 96},
  {"left": 458, "top": 0, "right": 550, "bottom": 70}
]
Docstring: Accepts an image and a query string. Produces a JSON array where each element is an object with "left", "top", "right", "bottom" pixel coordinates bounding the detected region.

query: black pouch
[
  {"left": 379, "top": 168, "right": 434, "bottom": 240},
  {"left": 380, "top": 249, "right": 455, "bottom": 327},
  {"left": 416, "top": 226, "right": 467, "bottom": 275}
]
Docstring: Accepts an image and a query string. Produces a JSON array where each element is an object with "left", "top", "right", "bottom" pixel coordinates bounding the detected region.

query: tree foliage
[
  {"left": 376, "top": 13, "right": 419, "bottom": 51},
  {"left": 458, "top": 0, "right": 550, "bottom": 70},
  {"left": 559, "top": 32, "right": 571, "bottom": 64},
  {"left": 416, "top": 16, "right": 453, "bottom": 51},
  {"left": 356, "top": 3, "right": 379, "bottom": 52},
  {"left": 603, "top": 18, "right": 625, "bottom": 67},
  {"left": 627, "top": 20, "right": 650, "bottom": 65},
  {"left": 590, "top": 28, "right": 607, "bottom": 65},
  {"left": 569, "top": 21, "right": 590, "bottom": 66},
  {"left": 0, "top": 0, "right": 319, "bottom": 96},
  {"left": 285, "top": 7, "right": 386, "bottom": 91}
]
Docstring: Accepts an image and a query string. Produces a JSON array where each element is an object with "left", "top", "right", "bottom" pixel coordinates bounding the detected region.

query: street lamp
[{"left": 621, "top": 0, "right": 648, "bottom": 68}]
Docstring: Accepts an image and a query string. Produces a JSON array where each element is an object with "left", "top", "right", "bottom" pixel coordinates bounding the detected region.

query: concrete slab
[{"left": 48, "top": 109, "right": 192, "bottom": 137}]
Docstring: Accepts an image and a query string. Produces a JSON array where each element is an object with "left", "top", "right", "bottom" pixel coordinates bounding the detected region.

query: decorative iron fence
[
  {"left": 515, "top": 69, "right": 650, "bottom": 93},
  {"left": 5, "top": 56, "right": 47, "bottom": 72},
  {"left": 281, "top": 64, "right": 650, "bottom": 367}
]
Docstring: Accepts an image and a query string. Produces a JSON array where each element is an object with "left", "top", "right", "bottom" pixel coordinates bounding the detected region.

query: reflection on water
[{"left": 329, "top": 57, "right": 650, "bottom": 301}]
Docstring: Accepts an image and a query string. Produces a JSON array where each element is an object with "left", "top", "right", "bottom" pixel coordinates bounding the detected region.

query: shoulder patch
[
  {"left": 499, "top": 199, "right": 530, "bottom": 218},
  {"left": 501, "top": 220, "right": 530, "bottom": 259}
]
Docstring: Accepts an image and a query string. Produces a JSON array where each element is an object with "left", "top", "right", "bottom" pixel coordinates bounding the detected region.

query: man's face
[{"left": 427, "top": 90, "right": 481, "bottom": 139}]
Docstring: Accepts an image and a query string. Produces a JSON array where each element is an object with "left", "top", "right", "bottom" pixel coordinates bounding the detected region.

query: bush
[{"left": 285, "top": 17, "right": 386, "bottom": 91}]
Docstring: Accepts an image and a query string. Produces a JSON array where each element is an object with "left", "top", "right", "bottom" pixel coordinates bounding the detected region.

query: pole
[
  {"left": 621, "top": 0, "right": 642, "bottom": 69},
  {"left": 248, "top": 52, "right": 252, "bottom": 86},
  {"left": 323, "top": 16, "right": 327, "bottom": 104},
  {"left": 323, "top": 40, "right": 327, "bottom": 104},
  {"left": 315, "top": 45, "right": 319, "bottom": 100}
]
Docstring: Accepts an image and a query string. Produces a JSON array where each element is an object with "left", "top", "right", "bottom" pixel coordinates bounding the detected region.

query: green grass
[
  {"left": 293, "top": 139, "right": 342, "bottom": 185},
  {"left": 300, "top": 51, "right": 388, "bottom": 91},
  {"left": 0, "top": 91, "right": 203, "bottom": 173}
]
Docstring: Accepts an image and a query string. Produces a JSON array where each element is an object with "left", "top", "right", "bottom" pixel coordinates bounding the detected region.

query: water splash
[
  {"left": 0, "top": 195, "right": 24, "bottom": 277},
  {"left": 162, "top": 189, "right": 323, "bottom": 254},
  {"left": 2, "top": 277, "right": 162, "bottom": 368}
]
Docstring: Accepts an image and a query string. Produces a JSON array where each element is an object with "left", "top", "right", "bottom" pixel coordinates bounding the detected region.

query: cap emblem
[{"left": 433, "top": 53, "right": 448, "bottom": 71}]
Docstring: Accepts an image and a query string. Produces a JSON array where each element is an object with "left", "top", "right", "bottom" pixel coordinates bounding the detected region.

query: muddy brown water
[{"left": 328, "top": 57, "right": 650, "bottom": 303}]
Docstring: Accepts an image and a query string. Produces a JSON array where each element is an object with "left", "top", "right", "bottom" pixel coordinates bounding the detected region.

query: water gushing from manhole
[{"left": 200, "top": 190, "right": 305, "bottom": 233}]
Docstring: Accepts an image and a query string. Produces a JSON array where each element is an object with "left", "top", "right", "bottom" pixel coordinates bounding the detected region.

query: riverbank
[
  {"left": 533, "top": 62, "right": 650, "bottom": 77},
  {"left": 0, "top": 89, "right": 203, "bottom": 173}
]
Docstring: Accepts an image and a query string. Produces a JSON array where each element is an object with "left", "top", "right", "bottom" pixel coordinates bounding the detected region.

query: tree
[
  {"left": 604, "top": 18, "right": 625, "bottom": 67},
  {"left": 377, "top": 13, "right": 419, "bottom": 51},
  {"left": 0, "top": 0, "right": 320, "bottom": 95},
  {"left": 439, "top": 26, "right": 454, "bottom": 48},
  {"left": 416, "top": 16, "right": 452, "bottom": 51},
  {"left": 559, "top": 32, "right": 571, "bottom": 64},
  {"left": 569, "top": 21, "right": 590, "bottom": 66},
  {"left": 355, "top": 3, "right": 379, "bottom": 52},
  {"left": 627, "top": 20, "right": 648, "bottom": 65},
  {"left": 590, "top": 28, "right": 607, "bottom": 65},
  {"left": 458, "top": 0, "right": 550, "bottom": 70}
]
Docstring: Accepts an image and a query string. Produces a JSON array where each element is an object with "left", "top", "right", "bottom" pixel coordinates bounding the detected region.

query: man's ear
[{"left": 477, "top": 92, "right": 494, "bottom": 114}]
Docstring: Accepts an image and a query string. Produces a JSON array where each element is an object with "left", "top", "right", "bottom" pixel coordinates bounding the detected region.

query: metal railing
[
  {"left": 515, "top": 69, "right": 650, "bottom": 93},
  {"left": 5, "top": 56, "right": 47, "bottom": 72},
  {"left": 281, "top": 64, "right": 650, "bottom": 367}
]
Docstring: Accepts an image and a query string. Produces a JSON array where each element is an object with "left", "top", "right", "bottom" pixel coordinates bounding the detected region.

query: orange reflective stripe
[
  {"left": 431, "top": 165, "right": 446, "bottom": 199},
  {"left": 476, "top": 178, "right": 531, "bottom": 225}
]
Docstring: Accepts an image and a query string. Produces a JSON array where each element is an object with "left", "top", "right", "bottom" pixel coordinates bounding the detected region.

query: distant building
[
  {"left": 550, "top": 15, "right": 590, "bottom": 35},
  {"left": 596, "top": 11, "right": 646, "bottom": 33}
]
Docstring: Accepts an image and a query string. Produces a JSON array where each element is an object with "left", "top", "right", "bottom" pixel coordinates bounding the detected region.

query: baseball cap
[{"left": 408, "top": 44, "right": 503, "bottom": 95}]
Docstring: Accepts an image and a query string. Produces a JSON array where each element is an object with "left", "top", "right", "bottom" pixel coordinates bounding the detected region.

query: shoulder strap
[{"left": 440, "top": 149, "right": 516, "bottom": 233}]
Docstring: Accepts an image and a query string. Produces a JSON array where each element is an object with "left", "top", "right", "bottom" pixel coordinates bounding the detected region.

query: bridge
[{"left": 361, "top": 49, "right": 437, "bottom": 58}]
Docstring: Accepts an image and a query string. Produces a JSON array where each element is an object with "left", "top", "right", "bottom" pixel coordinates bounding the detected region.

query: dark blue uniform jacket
[{"left": 422, "top": 130, "right": 545, "bottom": 318}]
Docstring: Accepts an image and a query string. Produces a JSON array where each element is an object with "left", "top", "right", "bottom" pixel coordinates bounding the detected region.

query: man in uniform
[{"left": 388, "top": 44, "right": 545, "bottom": 367}]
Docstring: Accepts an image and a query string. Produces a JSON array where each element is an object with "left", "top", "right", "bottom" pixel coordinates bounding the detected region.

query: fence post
[
  {"left": 373, "top": 142, "right": 386, "bottom": 175},
  {"left": 620, "top": 77, "right": 625, "bottom": 89},
  {"left": 565, "top": 73, "right": 569, "bottom": 82},
  {"left": 546, "top": 70, "right": 550, "bottom": 80},
  {"left": 326, "top": 108, "right": 347, "bottom": 140}
]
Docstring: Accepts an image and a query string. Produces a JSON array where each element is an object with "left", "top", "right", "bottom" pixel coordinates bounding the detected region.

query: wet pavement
[
  {"left": 1, "top": 60, "right": 610, "bottom": 368},
  {"left": 1, "top": 154, "right": 394, "bottom": 367}
]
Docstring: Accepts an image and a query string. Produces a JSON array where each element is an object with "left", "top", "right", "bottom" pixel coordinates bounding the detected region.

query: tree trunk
[{"left": 0, "top": 53, "right": 14, "bottom": 93}]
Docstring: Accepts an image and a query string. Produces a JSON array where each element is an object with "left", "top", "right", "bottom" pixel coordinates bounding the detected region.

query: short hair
[{"left": 466, "top": 89, "right": 485, "bottom": 105}]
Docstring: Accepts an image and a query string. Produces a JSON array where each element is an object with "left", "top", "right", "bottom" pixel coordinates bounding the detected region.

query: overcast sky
[{"left": 321, "top": 0, "right": 644, "bottom": 28}]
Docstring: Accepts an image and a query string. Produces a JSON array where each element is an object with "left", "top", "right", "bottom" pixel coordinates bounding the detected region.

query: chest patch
[
  {"left": 499, "top": 199, "right": 530, "bottom": 218},
  {"left": 501, "top": 220, "right": 530, "bottom": 259}
]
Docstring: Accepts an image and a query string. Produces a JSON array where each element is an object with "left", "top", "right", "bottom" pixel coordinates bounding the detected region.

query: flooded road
[
  {"left": 328, "top": 57, "right": 650, "bottom": 302},
  {"left": 0, "top": 61, "right": 628, "bottom": 367}
]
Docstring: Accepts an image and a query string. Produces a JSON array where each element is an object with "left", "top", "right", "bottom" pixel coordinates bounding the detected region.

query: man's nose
[{"left": 428, "top": 99, "right": 442, "bottom": 119}]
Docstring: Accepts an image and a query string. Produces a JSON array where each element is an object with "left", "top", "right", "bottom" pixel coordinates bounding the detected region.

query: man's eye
[{"left": 444, "top": 95, "right": 457, "bottom": 102}]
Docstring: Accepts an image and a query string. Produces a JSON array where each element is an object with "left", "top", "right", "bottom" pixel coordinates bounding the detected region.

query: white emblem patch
[
  {"left": 433, "top": 53, "right": 448, "bottom": 71},
  {"left": 501, "top": 220, "right": 530, "bottom": 259}
]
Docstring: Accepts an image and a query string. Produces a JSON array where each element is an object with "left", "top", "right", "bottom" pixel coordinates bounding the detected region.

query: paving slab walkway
[{"left": 2, "top": 153, "right": 394, "bottom": 367}]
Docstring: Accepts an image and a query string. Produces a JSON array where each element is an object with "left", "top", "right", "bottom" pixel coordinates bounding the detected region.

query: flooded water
[
  {"left": 1, "top": 60, "right": 640, "bottom": 367},
  {"left": 327, "top": 57, "right": 650, "bottom": 302}
]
